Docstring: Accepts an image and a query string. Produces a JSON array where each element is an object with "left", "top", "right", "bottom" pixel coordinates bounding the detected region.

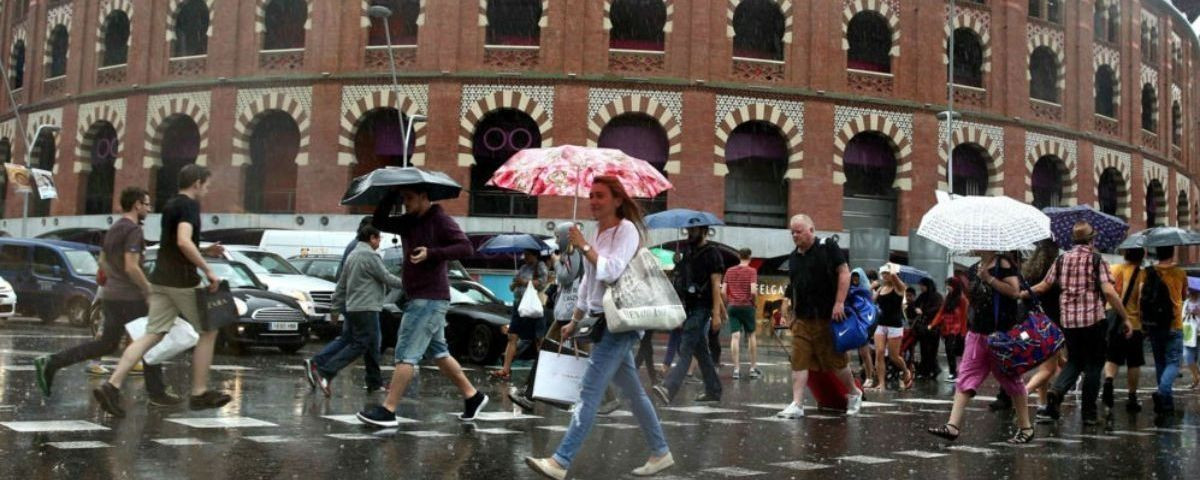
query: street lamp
[
  {"left": 945, "top": 0, "right": 957, "bottom": 195},
  {"left": 367, "top": 5, "right": 425, "bottom": 168}
]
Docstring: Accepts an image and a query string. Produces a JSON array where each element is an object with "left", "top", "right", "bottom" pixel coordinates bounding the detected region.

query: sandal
[
  {"left": 1007, "top": 427, "right": 1035, "bottom": 444},
  {"left": 902, "top": 371, "right": 915, "bottom": 390},
  {"left": 927, "top": 423, "right": 960, "bottom": 441}
]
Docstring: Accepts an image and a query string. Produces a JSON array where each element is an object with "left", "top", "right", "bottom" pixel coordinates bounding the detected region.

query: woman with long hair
[
  {"left": 1020, "top": 239, "right": 1064, "bottom": 415},
  {"left": 913, "top": 277, "right": 944, "bottom": 379},
  {"left": 870, "top": 264, "right": 913, "bottom": 391},
  {"left": 526, "top": 176, "right": 672, "bottom": 479},
  {"left": 927, "top": 250, "right": 1035, "bottom": 444},
  {"left": 929, "top": 276, "right": 969, "bottom": 382}
]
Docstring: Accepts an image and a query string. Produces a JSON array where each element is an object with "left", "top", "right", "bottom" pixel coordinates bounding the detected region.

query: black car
[
  {"left": 379, "top": 279, "right": 510, "bottom": 365},
  {"left": 89, "top": 259, "right": 311, "bottom": 354}
]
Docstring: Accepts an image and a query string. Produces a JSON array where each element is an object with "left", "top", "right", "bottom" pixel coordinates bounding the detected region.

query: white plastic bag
[
  {"left": 124, "top": 317, "right": 200, "bottom": 365},
  {"left": 517, "top": 285, "right": 544, "bottom": 318},
  {"left": 603, "top": 248, "right": 686, "bottom": 333}
]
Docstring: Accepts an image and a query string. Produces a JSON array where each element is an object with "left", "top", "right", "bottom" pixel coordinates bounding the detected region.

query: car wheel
[
  {"left": 66, "top": 299, "right": 90, "bottom": 327},
  {"left": 278, "top": 343, "right": 304, "bottom": 354},
  {"left": 88, "top": 303, "right": 104, "bottom": 337},
  {"left": 466, "top": 322, "right": 496, "bottom": 365}
]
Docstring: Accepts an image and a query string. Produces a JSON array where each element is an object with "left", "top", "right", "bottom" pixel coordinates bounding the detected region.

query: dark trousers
[
  {"left": 1051, "top": 322, "right": 1108, "bottom": 414},
  {"left": 916, "top": 328, "right": 942, "bottom": 377},
  {"left": 663, "top": 308, "right": 722, "bottom": 399},
  {"left": 943, "top": 335, "right": 964, "bottom": 378},
  {"left": 708, "top": 327, "right": 722, "bottom": 366},
  {"left": 47, "top": 299, "right": 167, "bottom": 396},
  {"left": 313, "top": 311, "right": 382, "bottom": 388},
  {"left": 636, "top": 331, "right": 659, "bottom": 384}
]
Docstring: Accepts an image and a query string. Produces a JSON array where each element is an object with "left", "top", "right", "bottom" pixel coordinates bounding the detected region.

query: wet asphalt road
[{"left": 1, "top": 319, "right": 1198, "bottom": 480}]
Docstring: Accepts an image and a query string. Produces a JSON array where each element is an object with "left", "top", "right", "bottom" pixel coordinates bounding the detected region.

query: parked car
[
  {"left": 0, "top": 238, "right": 99, "bottom": 325},
  {"left": 287, "top": 254, "right": 342, "bottom": 283},
  {"left": 379, "top": 279, "right": 510, "bottom": 365},
  {"left": 90, "top": 258, "right": 311, "bottom": 354},
  {"left": 0, "top": 276, "right": 17, "bottom": 320},
  {"left": 200, "top": 228, "right": 401, "bottom": 260}
]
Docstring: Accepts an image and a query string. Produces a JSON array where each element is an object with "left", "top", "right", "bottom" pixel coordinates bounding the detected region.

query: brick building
[{"left": 0, "top": 0, "right": 1198, "bottom": 248}]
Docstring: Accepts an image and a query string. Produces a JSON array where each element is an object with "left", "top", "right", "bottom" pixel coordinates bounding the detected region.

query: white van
[{"left": 257, "top": 230, "right": 401, "bottom": 259}]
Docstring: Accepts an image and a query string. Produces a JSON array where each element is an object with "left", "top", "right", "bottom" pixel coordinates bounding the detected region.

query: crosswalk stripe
[
  {"left": 474, "top": 427, "right": 522, "bottom": 435},
  {"left": 893, "top": 450, "right": 948, "bottom": 459},
  {"left": 44, "top": 441, "right": 111, "bottom": 449},
  {"left": 990, "top": 442, "right": 1038, "bottom": 449},
  {"left": 167, "top": 417, "right": 278, "bottom": 429},
  {"left": 243, "top": 435, "right": 295, "bottom": 444},
  {"left": 154, "top": 438, "right": 208, "bottom": 446},
  {"left": 1, "top": 420, "right": 109, "bottom": 433},
  {"left": 664, "top": 406, "right": 742, "bottom": 414},
  {"left": 401, "top": 430, "right": 455, "bottom": 438},
  {"left": 703, "top": 466, "right": 767, "bottom": 477},
  {"left": 837, "top": 455, "right": 894, "bottom": 465},
  {"left": 769, "top": 460, "right": 830, "bottom": 471},
  {"left": 323, "top": 414, "right": 418, "bottom": 425},
  {"left": 946, "top": 445, "right": 999, "bottom": 455},
  {"left": 326, "top": 433, "right": 382, "bottom": 441}
]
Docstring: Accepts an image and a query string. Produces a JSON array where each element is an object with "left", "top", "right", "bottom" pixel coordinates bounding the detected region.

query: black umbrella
[
  {"left": 1116, "top": 227, "right": 1200, "bottom": 249},
  {"left": 340, "top": 167, "right": 462, "bottom": 206}
]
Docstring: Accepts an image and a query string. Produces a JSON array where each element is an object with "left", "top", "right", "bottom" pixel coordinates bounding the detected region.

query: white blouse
[{"left": 575, "top": 219, "right": 641, "bottom": 315}]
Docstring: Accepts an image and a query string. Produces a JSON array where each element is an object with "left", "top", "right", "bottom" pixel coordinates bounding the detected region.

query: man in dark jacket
[
  {"left": 654, "top": 226, "right": 725, "bottom": 404},
  {"left": 357, "top": 187, "right": 489, "bottom": 427}
]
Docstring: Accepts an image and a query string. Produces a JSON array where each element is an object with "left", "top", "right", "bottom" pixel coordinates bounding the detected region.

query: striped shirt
[
  {"left": 1042, "top": 245, "right": 1114, "bottom": 329},
  {"left": 724, "top": 264, "right": 757, "bottom": 307}
]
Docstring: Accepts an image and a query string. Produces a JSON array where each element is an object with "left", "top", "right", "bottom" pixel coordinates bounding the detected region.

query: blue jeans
[
  {"left": 394, "top": 299, "right": 451, "bottom": 365},
  {"left": 663, "top": 329, "right": 682, "bottom": 367},
  {"left": 312, "top": 311, "right": 382, "bottom": 388},
  {"left": 662, "top": 308, "right": 723, "bottom": 400},
  {"left": 553, "top": 330, "right": 669, "bottom": 469},
  {"left": 1148, "top": 329, "right": 1183, "bottom": 400}
]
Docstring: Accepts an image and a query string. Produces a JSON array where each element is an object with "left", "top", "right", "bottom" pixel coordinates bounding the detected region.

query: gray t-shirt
[
  {"left": 513, "top": 261, "right": 549, "bottom": 299},
  {"left": 101, "top": 218, "right": 145, "bottom": 301}
]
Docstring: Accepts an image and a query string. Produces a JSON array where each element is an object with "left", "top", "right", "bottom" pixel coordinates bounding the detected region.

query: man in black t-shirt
[
  {"left": 94, "top": 165, "right": 229, "bottom": 419},
  {"left": 776, "top": 214, "right": 863, "bottom": 419},
  {"left": 654, "top": 226, "right": 725, "bottom": 405}
]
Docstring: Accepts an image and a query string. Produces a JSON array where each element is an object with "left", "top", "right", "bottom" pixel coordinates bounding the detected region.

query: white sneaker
[
  {"left": 846, "top": 393, "right": 863, "bottom": 416},
  {"left": 731, "top": 369, "right": 741, "bottom": 380},
  {"left": 775, "top": 402, "right": 804, "bottom": 419}
]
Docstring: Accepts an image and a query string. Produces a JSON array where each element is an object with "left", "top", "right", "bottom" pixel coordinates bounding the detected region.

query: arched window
[
  {"left": 82, "top": 123, "right": 118, "bottom": 215},
  {"left": 843, "top": 132, "right": 897, "bottom": 232},
  {"left": 1142, "top": 84, "right": 1158, "bottom": 132},
  {"left": 1098, "top": 168, "right": 1124, "bottom": 218},
  {"left": 724, "top": 121, "right": 788, "bottom": 228},
  {"left": 950, "top": 144, "right": 989, "bottom": 196},
  {"left": 846, "top": 11, "right": 891, "bottom": 73},
  {"left": 351, "top": 108, "right": 415, "bottom": 213},
  {"left": 732, "top": 0, "right": 785, "bottom": 61},
  {"left": 245, "top": 112, "right": 300, "bottom": 213},
  {"left": 1029, "top": 0, "right": 1061, "bottom": 24},
  {"left": 1172, "top": 101, "right": 1182, "bottom": 146},
  {"left": 367, "top": 0, "right": 420, "bottom": 46},
  {"left": 1094, "top": 65, "right": 1116, "bottom": 118},
  {"left": 470, "top": 109, "right": 540, "bottom": 217},
  {"left": 0, "top": 139, "right": 10, "bottom": 218},
  {"left": 1107, "top": 5, "right": 1119, "bottom": 43},
  {"left": 154, "top": 115, "right": 200, "bottom": 211},
  {"left": 1178, "top": 191, "right": 1190, "bottom": 228},
  {"left": 263, "top": 0, "right": 307, "bottom": 50},
  {"left": 609, "top": 0, "right": 666, "bottom": 51},
  {"left": 1031, "top": 156, "right": 1065, "bottom": 209},
  {"left": 1093, "top": 4, "right": 1106, "bottom": 42},
  {"left": 101, "top": 10, "right": 130, "bottom": 66},
  {"left": 47, "top": 25, "right": 69, "bottom": 78},
  {"left": 1029, "top": 46, "right": 1058, "bottom": 103},
  {"left": 485, "top": 0, "right": 542, "bottom": 46},
  {"left": 30, "top": 130, "right": 57, "bottom": 217},
  {"left": 173, "top": 0, "right": 211, "bottom": 57},
  {"left": 1146, "top": 179, "right": 1165, "bottom": 228},
  {"left": 598, "top": 113, "right": 669, "bottom": 213},
  {"left": 950, "top": 28, "right": 983, "bottom": 88},
  {"left": 9, "top": 41, "right": 25, "bottom": 89}
]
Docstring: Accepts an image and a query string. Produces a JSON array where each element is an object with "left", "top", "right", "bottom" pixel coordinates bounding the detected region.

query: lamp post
[
  {"left": 946, "top": 0, "right": 957, "bottom": 195},
  {"left": 367, "top": 5, "right": 426, "bottom": 168}
]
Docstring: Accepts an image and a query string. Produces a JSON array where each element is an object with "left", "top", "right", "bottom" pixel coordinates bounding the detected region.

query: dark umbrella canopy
[
  {"left": 341, "top": 167, "right": 462, "bottom": 206},
  {"left": 477, "top": 234, "right": 551, "bottom": 255},
  {"left": 896, "top": 265, "right": 932, "bottom": 284},
  {"left": 1043, "top": 205, "right": 1129, "bottom": 251},
  {"left": 1117, "top": 227, "right": 1200, "bottom": 249},
  {"left": 645, "top": 209, "right": 724, "bottom": 230}
]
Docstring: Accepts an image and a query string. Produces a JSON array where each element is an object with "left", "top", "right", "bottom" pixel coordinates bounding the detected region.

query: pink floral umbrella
[{"left": 486, "top": 145, "right": 673, "bottom": 219}]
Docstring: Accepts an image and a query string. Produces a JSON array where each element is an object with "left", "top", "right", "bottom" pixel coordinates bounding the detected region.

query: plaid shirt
[{"left": 1042, "top": 245, "right": 1114, "bottom": 329}]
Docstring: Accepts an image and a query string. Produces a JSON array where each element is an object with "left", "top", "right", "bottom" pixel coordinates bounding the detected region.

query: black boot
[
  {"left": 1126, "top": 393, "right": 1142, "bottom": 413},
  {"left": 1101, "top": 379, "right": 1114, "bottom": 409}
]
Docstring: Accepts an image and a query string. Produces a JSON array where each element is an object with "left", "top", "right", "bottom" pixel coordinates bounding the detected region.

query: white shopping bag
[
  {"left": 124, "top": 317, "right": 200, "bottom": 365},
  {"left": 517, "top": 286, "right": 544, "bottom": 318},
  {"left": 531, "top": 349, "right": 590, "bottom": 405}
]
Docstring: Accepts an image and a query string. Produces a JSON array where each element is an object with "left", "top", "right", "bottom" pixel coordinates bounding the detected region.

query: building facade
[{"left": 0, "top": 0, "right": 1198, "bottom": 243}]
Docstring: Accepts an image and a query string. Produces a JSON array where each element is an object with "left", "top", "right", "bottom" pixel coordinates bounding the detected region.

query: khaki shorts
[
  {"left": 147, "top": 284, "right": 203, "bottom": 334},
  {"left": 790, "top": 318, "right": 848, "bottom": 372}
]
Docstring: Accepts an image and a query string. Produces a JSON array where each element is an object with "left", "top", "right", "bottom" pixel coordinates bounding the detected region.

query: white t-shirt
[{"left": 575, "top": 219, "right": 640, "bottom": 316}]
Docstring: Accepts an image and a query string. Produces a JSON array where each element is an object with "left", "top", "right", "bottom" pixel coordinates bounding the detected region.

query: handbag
[
  {"left": 831, "top": 285, "right": 877, "bottom": 352},
  {"left": 986, "top": 278, "right": 1065, "bottom": 377},
  {"left": 602, "top": 248, "right": 686, "bottom": 333},
  {"left": 196, "top": 281, "right": 239, "bottom": 331},
  {"left": 517, "top": 285, "right": 545, "bottom": 318},
  {"left": 125, "top": 317, "right": 200, "bottom": 365},
  {"left": 531, "top": 345, "right": 590, "bottom": 405}
]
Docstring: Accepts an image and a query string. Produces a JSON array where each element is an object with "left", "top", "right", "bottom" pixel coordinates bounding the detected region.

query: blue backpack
[{"left": 833, "top": 284, "right": 878, "bottom": 352}]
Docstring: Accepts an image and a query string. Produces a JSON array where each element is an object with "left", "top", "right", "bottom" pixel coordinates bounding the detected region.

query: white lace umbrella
[{"left": 917, "top": 195, "right": 1051, "bottom": 252}]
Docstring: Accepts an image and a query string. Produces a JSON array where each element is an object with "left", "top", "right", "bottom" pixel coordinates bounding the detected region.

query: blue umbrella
[
  {"left": 477, "top": 234, "right": 551, "bottom": 255},
  {"left": 896, "top": 265, "right": 932, "bottom": 284},
  {"left": 1042, "top": 205, "right": 1130, "bottom": 251},
  {"left": 645, "top": 209, "right": 724, "bottom": 230}
]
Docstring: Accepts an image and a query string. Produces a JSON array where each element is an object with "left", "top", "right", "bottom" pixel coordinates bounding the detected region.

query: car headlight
[
  {"left": 284, "top": 290, "right": 316, "bottom": 315},
  {"left": 233, "top": 298, "right": 248, "bottom": 316}
]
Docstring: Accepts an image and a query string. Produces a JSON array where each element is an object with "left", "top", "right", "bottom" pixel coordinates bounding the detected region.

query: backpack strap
[{"left": 1121, "top": 265, "right": 1141, "bottom": 308}]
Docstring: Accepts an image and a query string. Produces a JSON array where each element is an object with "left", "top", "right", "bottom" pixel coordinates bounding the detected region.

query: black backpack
[
  {"left": 1140, "top": 267, "right": 1175, "bottom": 332},
  {"left": 673, "top": 243, "right": 718, "bottom": 304}
]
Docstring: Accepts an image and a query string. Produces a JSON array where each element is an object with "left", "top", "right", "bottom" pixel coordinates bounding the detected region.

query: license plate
[{"left": 269, "top": 322, "right": 299, "bottom": 331}]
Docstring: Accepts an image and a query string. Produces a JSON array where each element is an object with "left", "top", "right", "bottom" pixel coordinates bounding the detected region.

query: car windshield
[
  {"left": 450, "top": 282, "right": 500, "bottom": 305},
  {"left": 64, "top": 250, "right": 100, "bottom": 276},
  {"left": 230, "top": 250, "right": 302, "bottom": 275},
  {"left": 210, "top": 262, "right": 259, "bottom": 289}
]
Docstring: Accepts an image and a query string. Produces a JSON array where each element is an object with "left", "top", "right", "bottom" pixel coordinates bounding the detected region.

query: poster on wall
[
  {"left": 4, "top": 163, "right": 32, "bottom": 193},
  {"left": 754, "top": 275, "right": 791, "bottom": 334},
  {"left": 30, "top": 168, "right": 56, "bottom": 199}
]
